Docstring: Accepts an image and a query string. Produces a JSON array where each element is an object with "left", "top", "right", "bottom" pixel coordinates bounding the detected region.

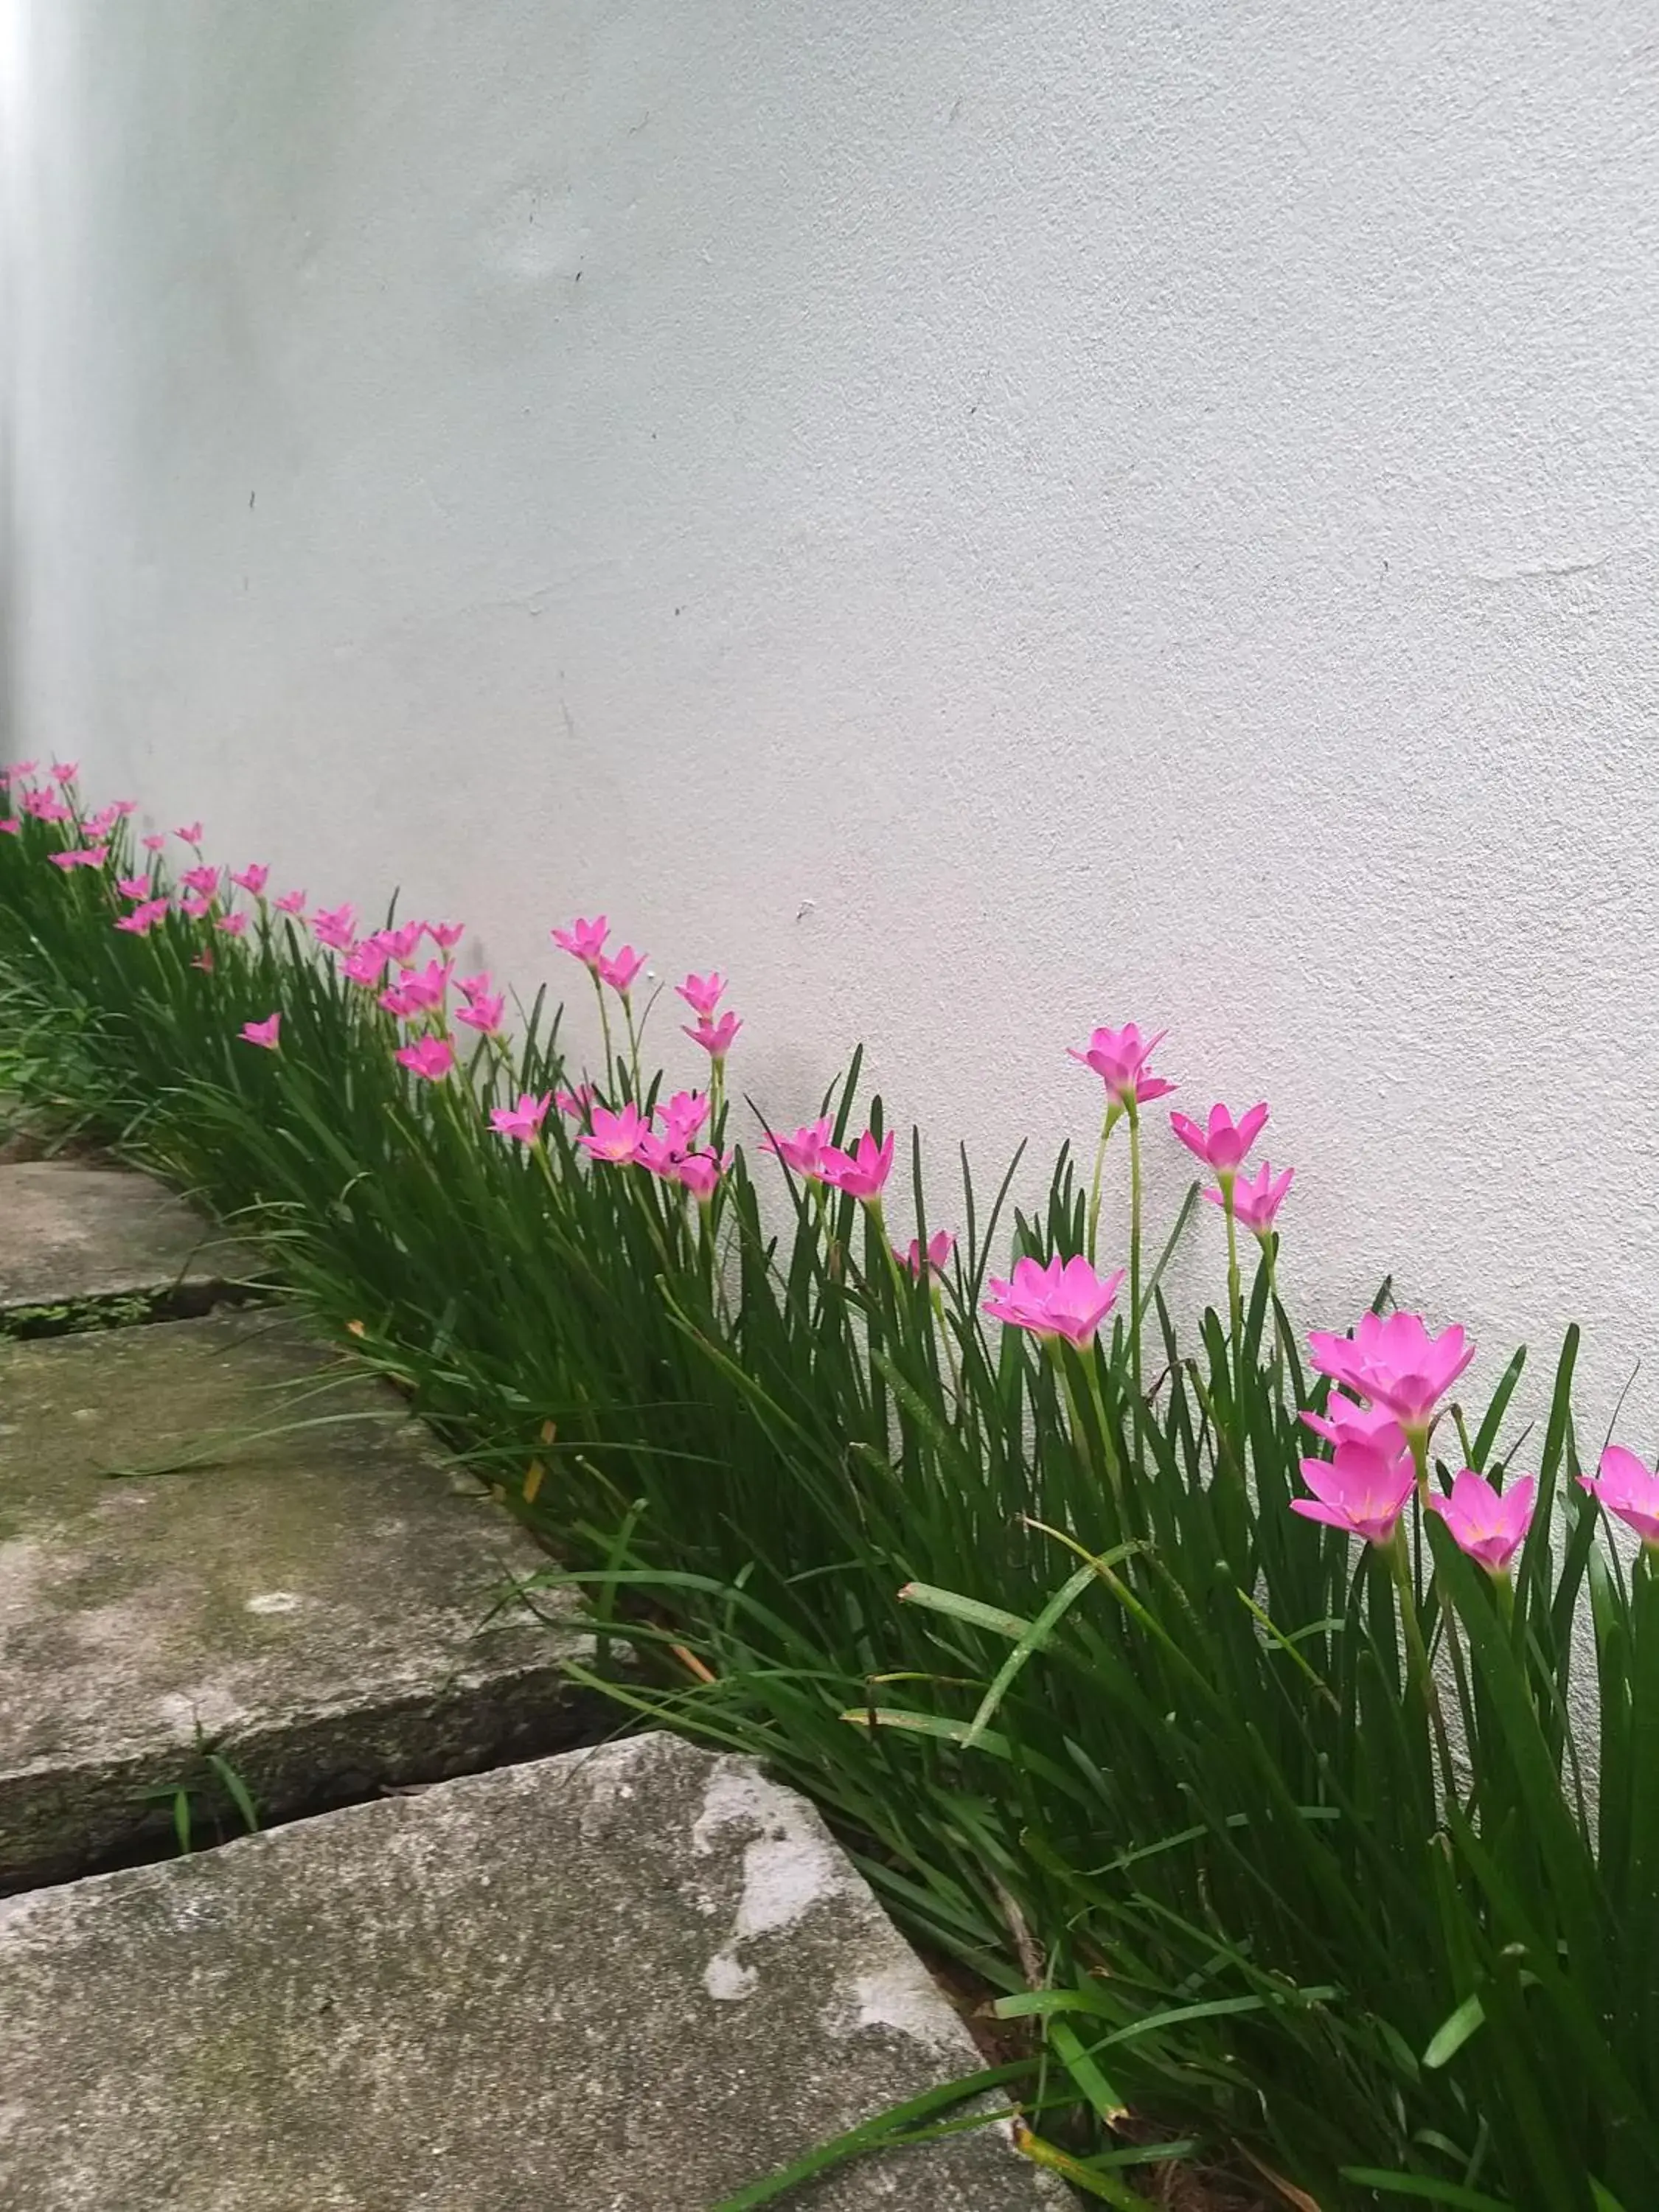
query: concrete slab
[
  {"left": 0, "top": 1310, "right": 585, "bottom": 1887},
  {"left": 0, "top": 1161, "right": 252, "bottom": 1319},
  {"left": 0, "top": 1735, "right": 1065, "bottom": 2211}
]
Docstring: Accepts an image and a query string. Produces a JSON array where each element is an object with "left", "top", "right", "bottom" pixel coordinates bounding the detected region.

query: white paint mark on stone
[
  {"left": 824, "top": 1961, "right": 969, "bottom": 2056},
  {"left": 703, "top": 1952, "right": 758, "bottom": 2002},
  {"left": 693, "top": 1758, "right": 851, "bottom": 2000},
  {"left": 692, "top": 1761, "right": 849, "bottom": 1940},
  {"left": 246, "top": 1590, "right": 303, "bottom": 1615}
]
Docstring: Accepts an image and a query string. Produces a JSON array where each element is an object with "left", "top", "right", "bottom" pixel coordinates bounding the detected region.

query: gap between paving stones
[
  {"left": 0, "top": 1275, "right": 279, "bottom": 1343},
  {"left": 0, "top": 1300, "right": 616, "bottom": 1894}
]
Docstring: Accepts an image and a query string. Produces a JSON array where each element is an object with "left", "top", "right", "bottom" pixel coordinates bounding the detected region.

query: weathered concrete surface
[
  {"left": 0, "top": 1310, "right": 585, "bottom": 1887},
  {"left": 0, "top": 1736, "right": 1065, "bottom": 2211},
  {"left": 0, "top": 1161, "right": 251, "bottom": 1316}
]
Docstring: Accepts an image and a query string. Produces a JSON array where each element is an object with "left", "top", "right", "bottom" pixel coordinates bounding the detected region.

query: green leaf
[
  {"left": 964, "top": 1560, "right": 1103, "bottom": 1749},
  {"left": 706, "top": 2062, "right": 1035, "bottom": 2210},
  {"left": 1047, "top": 2017, "right": 1129, "bottom": 2126},
  {"left": 206, "top": 1753, "right": 260, "bottom": 1835},
  {"left": 1422, "top": 1992, "right": 1486, "bottom": 2069},
  {"left": 1338, "top": 2172, "right": 1513, "bottom": 2210},
  {"left": 898, "top": 1584, "right": 1033, "bottom": 1641},
  {"left": 1016, "top": 2131, "right": 1150, "bottom": 2207},
  {"left": 838, "top": 1706, "right": 1012, "bottom": 1759}
]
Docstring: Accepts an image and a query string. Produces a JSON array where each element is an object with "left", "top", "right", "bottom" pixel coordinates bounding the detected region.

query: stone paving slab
[
  {"left": 0, "top": 1310, "right": 585, "bottom": 1887},
  {"left": 0, "top": 1734, "right": 1065, "bottom": 2211},
  {"left": 0, "top": 1161, "right": 252, "bottom": 1318}
]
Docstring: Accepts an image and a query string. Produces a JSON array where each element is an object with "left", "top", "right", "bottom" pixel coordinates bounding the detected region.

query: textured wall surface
[{"left": 5, "top": 0, "right": 1659, "bottom": 1437}]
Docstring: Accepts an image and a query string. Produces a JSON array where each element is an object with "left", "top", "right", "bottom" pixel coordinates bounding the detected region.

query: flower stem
[
  {"left": 932, "top": 1283, "right": 964, "bottom": 1405},
  {"left": 1050, "top": 1340, "right": 1125, "bottom": 1522},
  {"left": 1223, "top": 1185, "right": 1248, "bottom": 1438},
  {"left": 1086, "top": 1106, "right": 1114, "bottom": 1265},
  {"left": 1127, "top": 1102, "right": 1144, "bottom": 1422},
  {"left": 1389, "top": 1523, "right": 1457, "bottom": 1804},
  {"left": 590, "top": 970, "right": 616, "bottom": 1096}
]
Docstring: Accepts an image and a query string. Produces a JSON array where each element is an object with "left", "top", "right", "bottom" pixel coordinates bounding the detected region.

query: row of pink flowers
[{"left": 13, "top": 780, "right": 1659, "bottom": 1581}]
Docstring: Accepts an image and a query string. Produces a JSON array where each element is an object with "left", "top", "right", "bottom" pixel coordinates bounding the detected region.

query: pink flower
[
  {"left": 1307, "top": 1312, "right": 1476, "bottom": 1436},
  {"left": 761, "top": 1118, "right": 833, "bottom": 1176},
  {"left": 657, "top": 1091, "right": 709, "bottom": 1150},
  {"left": 984, "top": 1253, "right": 1125, "bottom": 1346},
  {"left": 552, "top": 914, "right": 608, "bottom": 968},
  {"left": 598, "top": 945, "right": 646, "bottom": 996},
  {"left": 371, "top": 922, "right": 423, "bottom": 963},
  {"left": 554, "top": 1085, "right": 594, "bottom": 1121},
  {"left": 677, "top": 971, "right": 726, "bottom": 1020},
  {"left": 1427, "top": 1468, "right": 1536, "bottom": 1573},
  {"left": 1579, "top": 1446, "right": 1659, "bottom": 1548},
  {"left": 818, "top": 1129, "right": 895, "bottom": 1203},
  {"left": 425, "top": 920, "right": 465, "bottom": 950},
  {"left": 175, "top": 821, "right": 204, "bottom": 844},
  {"left": 578, "top": 1102, "right": 650, "bottom": 1164},
  {"left": 455, "top": 992, "right": 505, "bottom": 1035},
  {"left": 181, "top": 863, "right": 220, "bottom": 896},
  {"left": 634, "top": 1129, "right": 679, "bottom": 1178},
  {"left": 1206, "top": 1161, "right": 1294, "bottom": 1237},
  {"left": 231, "top": 863, "right": 268, "bottom": 895},
  {"left": 113, "top": 799, "right": 138, "bottom": 816},
  {"left": 898, "top": 1230, "right": 955, "bottom": 1280},
  {"left": 9, "top": 759, "right": 37, "bottom": 776},
  {"left": 23, "top": 792, "right": 70, "bottom": 822},
  {"left": 142, "top": 834, "right": 167, "bottom": 852},
  {"left": 684, "top": 1011, "right": 742, "bottom": 1061},
  {"left": 456, "top": 971, "right": 493, "bottom": 1004},
  {"left": 393, "top": 959, "right": 452, "bottom": 1013},
  {"left": 192, "top": 951, "right": 215, "bottom": 973},
  {"left": 673, "top": 1148, "right": 730, "bottom": 1203},
  {"left": 0, "top": 819, "right": 18, "bottom": 835},
  {"left": 490, "top": 1091, "right": 552, "bottom": 1143},
  {"left": 240, "top": 1013, "right": 282, "bottom": 1050},
  {"left": 117, "top": 876, "right": 151, "bottom": 898},
  {"left": 395, "top": 1035, "right": 455, "bottom": 1082},
  {"left": 181, "top": 892, "right": 212, "bottom": 920},
  {"left": 49, "top": 846, "right": 108, "bottom": 870},
  {"left": 1068, "top": 1024, "right": 1176, "bottom": 1110},
  {"left": 1291, "top": 1432, "right": 1416, "bottom": 1545},
  {"left": 1170, "top": 1102, "right": 1270, "bottom": 1176},
  {"left": 216, "top": 912, "right": 248, "bottom": 937},
  {"left": 51, "top": 760, "right": 79, "bottom": 785},
  {"left": 83, "top": 806, "right": 119, "bottom": 837},
  {"left": 312, "top": 902, "right": 358, "bottom": 950},
  {"left": 1301, "top": 1398, "right": 1407, "bottom": 1452},
  {"left": 115, "top": 900, "right": 169, "bottom": 936},
  {"left": 341, "top": 944, "right": 389, "bottom": 987}
]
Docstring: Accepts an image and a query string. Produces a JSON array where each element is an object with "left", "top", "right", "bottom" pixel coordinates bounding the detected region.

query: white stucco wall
[{"left": 5, "top": 0, "right": 1659, "bottom": 1439}]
